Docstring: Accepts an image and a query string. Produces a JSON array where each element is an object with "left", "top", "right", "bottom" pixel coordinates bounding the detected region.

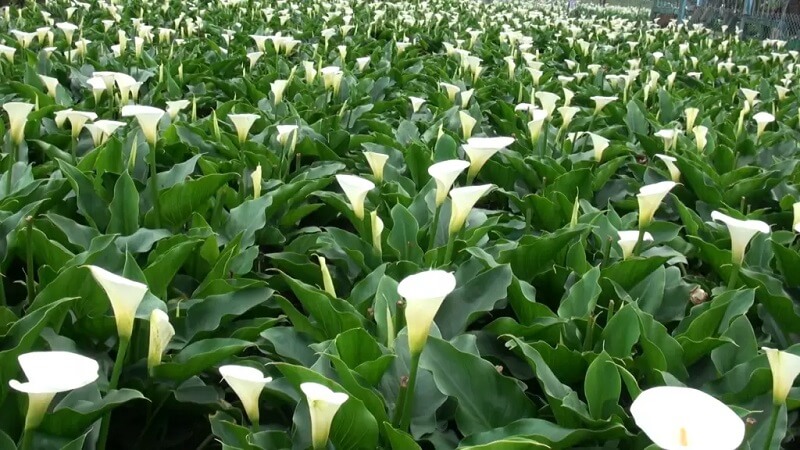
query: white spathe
[
  {"left": 591, "top": 95, "right": 617, "bottom": 113},
  {"left": 448, "top": 184, "right": 493, "bottom": 235},
  {"left": 227, "top": 113, "right": 260, "bottom": 144},
  {"left": 335, "top": 174, "right": 375, "bottom": 220},
  {"left": 586, "top": 132, "right": 610, "bottom": 162},
  {"left": 88, "top": 265, "right": 149, "bottom": 339},
  {"left": 694, "top": 125, "right": 709, "bottom": 152},
  {"left": 276, "top": 124, "right": 299, "bottom": 147},
  {"left": 251, "top": 165, "right": 262, "bottom": 199},
  {"left": 617, "top": 230, "right": 654, "bottom": 260},
  {"left": 459, "top": 111, "right": 477, "bottom": 139},
  {"left": 409, "top": 96, "right": 426, "bottom": 113},
  {"left": 763, "top": 347, "right": 800, "bottom": 405},
  {"left": 710, "top": 211, "right": 770, "bottom": 266},
  {"left": 463, "top": 136, "right": 514, "bottom": 181},
  {"left": 753, "top": 111, "right": 775, "bottom": 138},
  {"left": 428, "top": 160, "right": 470, "bottom": 206},
  {"left": 655, "top": 154, "right": 681, "bottom": 182},
  {"left": 10, "top": 351, "right": 99, "bottom": 430},
  {"left": 371, "top": 210, "right": 384, "bottom": 254},
  {"left": 527, "top": 109, "right": 549, "bottom": 142},
  {"left": 147, "top": 309, "right": 174, "bottom": 372},
  {"left": 300, "top": 382, "right": 349, "bottom": 450},
  {"left": 637, "top": 181, "right": 677, "bottom": 228},
  {"left": 65, "top": 110, "right": 98, "bottom": 140},
  {"left": 271, "top": 79, "right": 289, "bottom": 104},
  {"left": 3, "top": 102, "right": 35, "bottom": 145},
  {"left": 398, "top": 270, "right": 457, "bottom": 354},
  {"left": 219, "top": 365, "right": 272, "bottom": 424},
  {"left": 165, "top": 100, "right": 190, "bottom": 120},
  {"left": 121, "top": 105, "right": 165, "bottom": 146},
  {"left": 631, "top": 386, "right": 745, "bottom": 450},
  {"left": 364, "top": 151, "right": 389, "bottom": 182}
]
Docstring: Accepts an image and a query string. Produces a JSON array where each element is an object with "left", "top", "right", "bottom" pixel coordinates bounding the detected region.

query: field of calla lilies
[{"left": 2, "top": 0, "right": 800, "bottom": 448}]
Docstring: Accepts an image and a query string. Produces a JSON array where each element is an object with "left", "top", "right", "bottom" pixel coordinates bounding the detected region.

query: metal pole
[{"left": 678, "top": 0, "right": 688, "bottom": 22}]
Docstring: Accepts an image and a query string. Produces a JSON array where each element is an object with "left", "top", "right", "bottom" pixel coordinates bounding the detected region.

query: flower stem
[
  {"left": 148, "top": 142, "right": 161, "bottom": 228},
  {"left": 97, "top": 337, "right": 130, "bottom": 450},
  {"left": 25, "top": 216, "right": 34, "bottom": 306},
  {"left": 441, "top": 233, "right": 455, "bottom": 267},
  {"left": 632, "top": 228, "right": 645, "bottom": 257},
  {"left": 764, "top": 403, "right": 781, "bottom": 450},
  {"left": 728, "top": 264, "right": 740, "bottom": 290},
  {"left": 19, "top": 430, "right": 33, "bottom": 450},
  {"left": 396, "top": 352, "right": 421, "bottom": 432},
  {"left": 427, "top": 207, "right": 441, "bottom": 251}
]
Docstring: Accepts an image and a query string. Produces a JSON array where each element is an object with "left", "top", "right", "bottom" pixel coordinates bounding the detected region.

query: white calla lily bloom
[
  {"left": 439, "top": 82, "right": 460, "bottom": 101},
  {"left": 534, "top": 91, "right": 560, "bottom": 118},
  {"left": 631, "top": 386, "right": 745, "bottom": 450},
  {"left": 638, "top": 181, "right": 677, "bottom": 228},
  {"left": 3, "top": 102, "right": 35, "bottom": 145},
  {"left": 364, "top": 151, "right": 389, "bottom": 182},
  {"left": 147, "top": 309, "right": 174, "bottom": 373},
  {"left": 39, "top": 75, "right": 60, "bottom": 98},
  {"left": 251, "top": 165, "right": 263, "bottom": 199},
  {"left": 618, "top": 231, "right": 653, "bottom": 260},
  {"left": 65, "top": 111, "right": 98, "bottom": 140},
  {"left": 121, "top": 105, "right": 165, "bottom": 146},
  {"left": 371, "top": 210, "right": 384, "bottom": 254},
  {"left": 463, "top": 136, "right": 514, "bottom": 181},
  {"left": 335, "top": 174, "right": 375, "bottom": 220},
  {"left": 428, "top": 160, "right": 470, "bottom": 206},
  {"left": 300, "top": 382, "right": 349, "bottom": 450},
  {"left": 586, "top": 132, "right": 610, "bottom": 162},
  {"left": 694, "top": 125, "right": 709, "bottom": 152},
  {"left": 527, "top": 109, "right": 549, "bottom": 142},
  {"left": 10, "top": 351, "right": 100, "bottom": 430},
  {"left": 271, "top": 79, "right": 289, "bottom": 104},
  {"left": 88, "top": 265, "right": 149, "bottom": 339},
  {"left": 753, "top": 111, "right": 775, "bottom": 138},
  {"left": 227, "top": 113, "right": 260, "bottom": 145},
  {"left": 409, "top": 96, "right": 426, "bottom": 113},
  {"left": 219, "top": 365, "right": 272, "bottom": 424},
  {"left": 685, "top": 107, "right": 699, "bottom": 133},
  {"left": 398, "top": 270, "right": 457, "bottom": 354},
  {"left": 166, "top": 100, "right": 190, "bottom": 120},
  {"left": 764, "top": 347, "right": 800, "bottom": 405},
  {"left": 591, "top": 95, "right": 617, "bottom": 114},
  {"left": 448, "top": 184, "right": 493, "bottom": 235},
  {"left": 711, "top": 211, "right": 770, "bottom": 266},
  {"left": 741, "top": 88, "right": 759, "bottom": 107},
  {"left": 793, "top": 202, "right": 800, "bottom": 231},
  {"left": 459, "top": 111, "right": 477, "bottom": 139},
  {"left": 655, "top": 154, "right": 681, "bottom": 182}
]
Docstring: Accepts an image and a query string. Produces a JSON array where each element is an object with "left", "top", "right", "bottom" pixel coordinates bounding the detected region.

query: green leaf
[
  {"left": 584, "top": 352, "right": 621, "bottom": 420},
  {"left": 557, "top": 267, "right": 601, "bottom": 319},
  {"left": 387, "top": 203, "right": 424, "bottom": 263},
  {"left": 107, "top": 171, "right": 140, "bottom": 235},
  {"left": 420, "top": 337, "right": 537, "bottom": 436},
  {"left": 459, "top": 418, "right": 629, "bottom": 448},
  {"left": 437, "top": 264, "right": 513, "bottom": 339},
  {"left": 383, "top": 423, "right": 422, "bottom": 450},
  {"left": 40, "top": 388, "right": 146, "bottom": 437},
  {"left": 158, "top": 173, "right": 235, "bottom": 227},
  {"left": 152, "top": 338, "right": 252, "bottom": 381},
  {"left": 498, "top": 226, "right": 588, "bottom": 281}
]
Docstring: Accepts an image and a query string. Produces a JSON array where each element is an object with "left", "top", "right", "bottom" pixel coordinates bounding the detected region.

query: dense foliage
[{"left": 1, "top": 0, "right": 800, "bottom": 448}]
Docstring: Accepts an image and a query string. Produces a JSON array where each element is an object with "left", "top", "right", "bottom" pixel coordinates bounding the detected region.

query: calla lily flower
[
  {"left": 693, "top": 125, "right": 709, "bottom": 152},
  {"left": 356, "top": 56, "right": 371, "bottom": 71},
  {"left": 585, "top": 132, "right": 609, "bottom": 162},
  {"left": 710, "top": 211, "right": 770, "bottom": 266},
  {"left": 763, "top": 347, "right": 800, "bottom": 405},
  {"left": 591, "top": 95, "right": 617, "bottom": 114},
  {"left": 65, "top": 111, "right": 98, "bottom": 140},
  {"left": 147, "top": 309, "right": 174, "bottom": 373},
  {"left": 321, "top": 66, "right": 343, "bottom": 96},
  {"left": 56, "top": 22, "right": 79, "bottom": 46},
  {"left": 166, "top": 100, "right": 190, "bottom": 120},
  {"left": 121, "top": 105, "right": 165, "bottom": 146},
  {"left": 10, "top": 351, "right": 99, "bottom": 430},
  {"left": 741, "top": 88, "right": 759, "bottom": 107},
  {"left": 271, "top": 79, "right": 289, "bottom": 104},
  {"left": 685, "top": 107, "right": 699, "bottom": 133},
  {"left": 39, "top": 75, "right": 60, "bottom": 98},
  {"left": 251, "top": 165, "right": 262, "bottom": 199},
  {"left": 618, "top": 231, "right": 654, "bottom": 259},
  {"left": 3, "top": 102, "right": 34, "bottom": 145},
  {"left": 335, "top": 174, "right": 375, "bottom": 220},
  {"left": 448, "top": 184, "right": 493, "bottom": 235},
  {"left": 753, "top": 111, "right": 775, "bottom": 138},
  {"left": 300, "top": 383, "right": 349, "bottom": 450},
  {"left": 428, "top": 160, "right": 470, "bottom": 206},
  {"left": 371, "top": 210, "right": 384, "bottom": 254},
  {"left": 527, "top": 109, "right": 549, "bottom": 142},
  {"left": 0, "top": 44, "right": 16, "bottom": 62},
  {"left": 654, "top": 129, "right": 678, "bottom": 151},
  {"left": 319, "top": 256, "right": 337, "bottom": 297},
  {"left": 220, "top": 365, "right": 272, "bottom": 424},
  {"left": 227, "top": 113, "right": 260, "bottom": 145},
  {"left": 93, "top": 120, "right": 126, "bottom": 145},
  {"left": 637, "top": 181, "right": 677, "bottom": 229},
  {"left": 247, "top": 51, "right": 264, "bottom": 70},
  {"left": 631, "top": 386, "right": 745, "bottom": 450},
  {"left": 793, "top": 201, "right": 800, "bottom": 231},
  {"left": 409, "top": 96, "right": 426, "bottom": 113},
  {"left": 88, "top": 265, "right": 149, "bottom": 339},
  {"left": 463, "top": 136, "right": 514, "bottom": 181},
  {"left": 534, "top": 91, "right": 560, "bottom": 118},
  {"left": 439, "top": 82, "right": 460, "bottom": 101},
  {"left": 398, "top": 270, "right": 457, "bottom": 354},
  {"left": 364, "top": 151, "right": 389, "bottom": 182},
  {"left": 459, "top": 111, "right": 477, "bottom": 139},
  {"left": 655, "top": 154, "right": 681, "bottom": 182},
  {"left": 277, "top": 124, "right": 299, "bottom": 149}
]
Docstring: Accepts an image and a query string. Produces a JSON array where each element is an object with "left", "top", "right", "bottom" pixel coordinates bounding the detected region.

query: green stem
[
  {"left": 428, "top": 207, "right": 441, "bottom": 251},
  {"left": 396, "top": 352, "right": 421, "bottom": 432},
  {"left": 578, "top": 115, "right": 597, "bottom": 155},
  {"left": 19, "top": 430, "right": 33, "bottom": 450},
  {"left": 727, "top": 264, "right": 740, "bottom": 290},
  {"left": 601, "top": 236, "right": 612, "bottom": 265},
  {"left": 442, "top": 233, "right": 455, "bottom": 267},
  {"left": 25, "top": 216, "right": 34, "bottom": 306},
  {"left": 583, "top": 314, "right": 596, "bottom": 351},
  {"left": 764, "top": 403, "right": 781, "bottom": 450},
  {"left": 97, "top": 337, "right": 130, "bottom": 450},
  {"left": 632, "top": 228, "right": 646, "bottom": 257},
  {"left": 148, "top": 142, "right": 161, "bottom": 228}
]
